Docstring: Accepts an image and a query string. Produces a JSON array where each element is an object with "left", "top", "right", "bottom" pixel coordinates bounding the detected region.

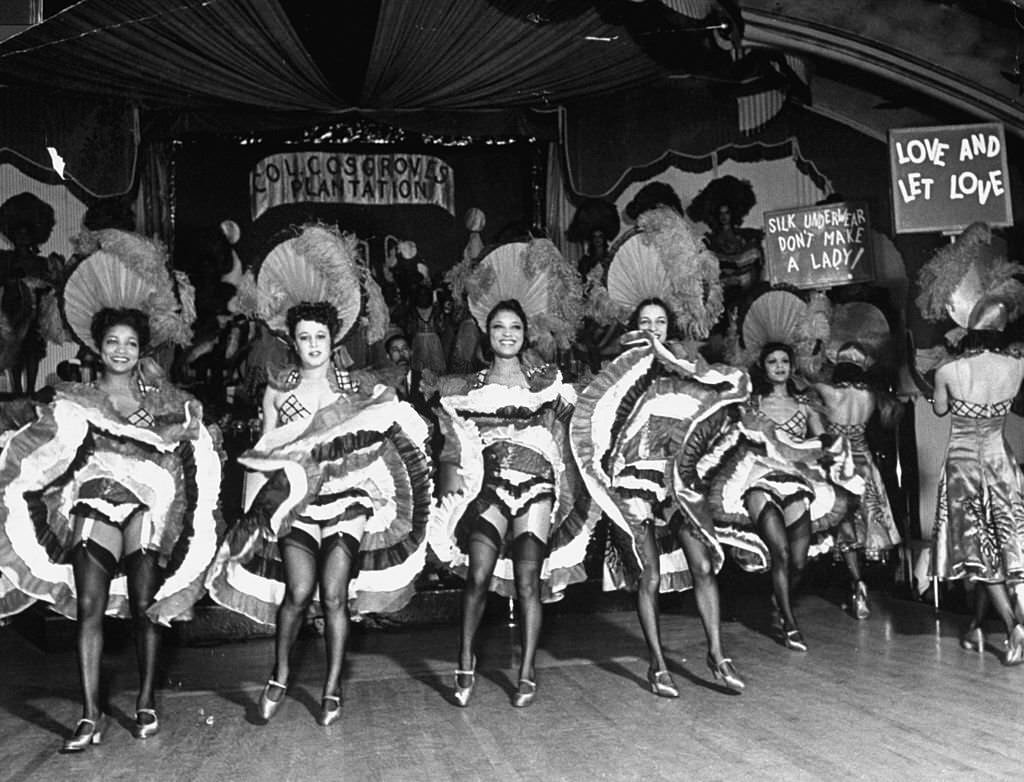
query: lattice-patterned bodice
[
  {"left": 826, "top": 421, "right": 868, "bottom": 451},
  {"left": 278, "top": 394, "right": 312, "bottom": 425},
  {"left": 949, "top": 397, "right": 1013, "bottom": 419}
]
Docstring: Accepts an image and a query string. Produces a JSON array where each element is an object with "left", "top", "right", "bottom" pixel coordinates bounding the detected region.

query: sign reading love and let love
[
  {"left": 250, "top": 152, "right": 456, "bottom": 219},
  {"left": 888, "top": 122, "right": 1012, "bottom": 234}
]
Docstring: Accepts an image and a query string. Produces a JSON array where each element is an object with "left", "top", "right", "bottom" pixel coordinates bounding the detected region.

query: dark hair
[
  {"left": 481, "top": 299, "right": 529, "bottom": 361},
  {"left": 627, "top": 297, "right": 677, "bottom": 340},
  {"left": 384, "top": 332, "right": 409, "bottom": 354},
  {"left": 625, "top": 182, "right": 684, "bottom": 221},
  {"left": 413, "top": 285, "right": 434, "bottom": 309},
  {"left": 286, "top": 301, "right": 340, "bottom": 341},
  {"left": 751, "top": 341, "right": 798, "bottom": 397},
  {"left": 958, "top": 328, "right": 1009, "bottom": 354},
  {"left": 831, "top": 362, "right": 867, "bottom": 385},
  {"left": 90, "top": 307, "right": 150, "bottom": 352},
  {"left": 686, "top": 175, "right": 757, "bottom": 229}
]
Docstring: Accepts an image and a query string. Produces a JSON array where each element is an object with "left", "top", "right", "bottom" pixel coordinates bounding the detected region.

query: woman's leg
[
  {"left": 679, "top": 525, "right": 745, "bottom": 690},
  {"left": 458, "top": 509, "right": 504, "bottom": 674},
  {"left": 985, "top": 583, "right": 1019, "bottom": 636},
  {"left": 273, "top": 538, "right": 318, "bottom": 685},
  {"left": 677, "top": 526, "right": 723, "bottom": 663},
  {"left": 837, "top": 518, "right": 864, "bottom": 583},
  {"left": 71, "top": 545, "right": 113, "bottom": 721},
  {"left": 783, "top": 501, "right": 811, "bottom": 599},
  {"left": 318, "top": 537, "right": 356, "bottom": 700},
  {"left": 635, "top": 523, "right": 668, "bottom": 673},
  {"left": 512, "top": 534, "right": 546, "bottom": 685},
  {"left": 124, "top": 550, "right": 162, "bottom": 714},
  {"left": 984, "top": 582, "right": 1024, "bottom": 665},
  {"left": 746, "top": 493, "right": 797, "bottom": 631}
]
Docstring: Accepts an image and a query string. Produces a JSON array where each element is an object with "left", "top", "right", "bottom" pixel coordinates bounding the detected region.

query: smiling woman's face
[
  {"left": 100, "top": 324, "right": 140, "bottom": 375},
  {"left": 488, "top": 309, "right": 525, "bottom": 358},
  {"left": 636, "top": 303, "right": 669, "bottom": 343}
]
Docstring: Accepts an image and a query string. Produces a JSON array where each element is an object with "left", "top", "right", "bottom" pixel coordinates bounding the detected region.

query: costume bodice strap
[
  {"left": 949, "top": 397, "right": 1013, "bottom": 419},
  {"left": 752, "top": 397, "right": 809, "bottom": 439}
]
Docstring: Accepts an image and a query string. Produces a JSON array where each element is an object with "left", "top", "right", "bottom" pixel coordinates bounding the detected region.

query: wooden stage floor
[{"left": 0, "top": 590, "right": 1021, "bottom": 782}]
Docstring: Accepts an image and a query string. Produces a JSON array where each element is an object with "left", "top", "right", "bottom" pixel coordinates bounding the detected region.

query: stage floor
[{"left": 0, "top": 590, "right": 1021, "bottom": 782}]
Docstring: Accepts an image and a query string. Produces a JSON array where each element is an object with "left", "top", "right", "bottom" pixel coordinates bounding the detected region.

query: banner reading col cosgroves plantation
[{"left": 250, "top": 152, "right": 456, "bottom": 219}]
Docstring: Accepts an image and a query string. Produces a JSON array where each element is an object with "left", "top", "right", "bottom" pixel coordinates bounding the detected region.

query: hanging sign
[
  {"left": 763, "top": 200, "right": 875, "bottom": 289},
  {"left": 250, "top": 151, "right": 455, "bottom": 219},
  {"left": 889, "top": 122, "right": 1012, "bottom": 234}
]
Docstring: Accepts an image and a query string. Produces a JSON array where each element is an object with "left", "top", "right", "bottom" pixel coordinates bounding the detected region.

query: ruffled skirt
[
  {"left": 205, "top": 392, "right": 433, "bottom": 625},
  {"left": 571, "top": 345, "right": 756, "bottom": 592},
  {"left": 430, "top": 380, "right": 596, "bottom": 602},
  {"left": 0, "top": 398, "right": 223, "bottom": 624}
]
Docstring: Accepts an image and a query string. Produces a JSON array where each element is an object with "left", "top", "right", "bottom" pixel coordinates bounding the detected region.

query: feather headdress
[
  {"left": 915, "top": 222, "right": 1024, "bottom": 332},
  {"left": 729, "top": 288, "right": 831, "bottom": 376},
  {"left": 584, "top": 206, "right": 724, "bottom": 340},
  {"left": 62, "top": 229, "right": 194, "bottom": 351},
  {"left": 462, "top": 238, "right": 583, "bottom": 356},
  {"left": 238, "top": 223, "right": 362, "bottom": 344},
  {"left": 826, "top": 301, "right": 891, "bottom": 367}
]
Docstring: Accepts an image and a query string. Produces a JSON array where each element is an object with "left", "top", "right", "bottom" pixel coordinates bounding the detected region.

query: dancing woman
[
  {"left": 206, "top": 226, "right": 432, "bottom": 724},
  {"left": 0, "top": 230, "right": 221, "bottom": 751},
  {"left": 812, "top": 337, "right": 902, "bottom": 619},
  {"left": 697, "top": 291, "right": 863, "bottom": 651},
  {"left": 573, "top": 295, "right": 753, "bottom": 696},
  {"left": 432, "top": 299, "right": 592, "bottom": 707},
  {"left": 916, "top": 223, "right": 1024, "bottom": 664},
  {"left": 431, "top": 239, "right": 592, "bottom": 708}
]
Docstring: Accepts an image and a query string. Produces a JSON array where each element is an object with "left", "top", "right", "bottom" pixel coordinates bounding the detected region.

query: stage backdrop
[{"left": 172, "top": 135, "right": 540, "bottom": 282}]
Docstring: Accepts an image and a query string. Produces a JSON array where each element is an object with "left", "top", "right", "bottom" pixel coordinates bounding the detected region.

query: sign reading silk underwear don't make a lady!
[
  {"left": 250, "top": 152, "right": 456, "bottom": 219},
  {"left": 763, "top": 200, "right": 875, "bottom": 290}
]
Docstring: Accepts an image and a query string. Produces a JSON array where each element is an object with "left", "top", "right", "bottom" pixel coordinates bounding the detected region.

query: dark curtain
[
  {"left": 0, "top": 0, "right": 341, "bottom": 110},
  {"left": 360, "top": 0, "right": 663, "bottom": 108}
]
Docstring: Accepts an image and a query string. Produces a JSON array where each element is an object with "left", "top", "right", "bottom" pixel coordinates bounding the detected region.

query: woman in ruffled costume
[
  {"left": 0, "top": 229, "right": 222, "bottom": 751},
  {"left": 572, "top": 205, "right": 756, "bottom": 695},
  {"left": 692, "top": 291, "right": 863, "bottom": 651},
  {"left": 432, "top": 238, "right": 594, "bottom": 708},
  {"left": 916, "top": 223, "right": 1024, "bottom": 664},
  {"left": 205, "top": 225, "right": 433, "bottom": 725},
  {"left": 812, "top": 339, "right": 902, "bottom": 620}
]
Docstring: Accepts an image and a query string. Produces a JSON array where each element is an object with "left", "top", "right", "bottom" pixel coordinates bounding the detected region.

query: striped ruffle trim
[
  {"left": 0, "top": 397, "right": 223, "bottom": 624},
  {"left": 205, "top": 396, "right": 432, "bottom": 625},
  {"left": 572, "top": 345, "right": 750, "bottom": 592},
  {"left": 431, "top": 378, "right": 597, "bottom": 603}
]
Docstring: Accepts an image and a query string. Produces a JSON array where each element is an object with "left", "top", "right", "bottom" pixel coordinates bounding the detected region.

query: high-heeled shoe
[
  {"left": 60, "top": 715, "right": 106, "bottom": 753},
  {"left": 318, "top": 695, "right": 342, "bottom": 727},
  {"left": 511, "top": 678, "right": 537, "bottom": 708},
  {"left": 782, "top": 627, "right": 808, "bottom": 652},
  {"left": 646, "top": 668, "right": 680, "bottom": 699},
  {"left": 453, "top": 657, "right": 476, "bottom": 707},
  {"left": 851, "top": 581, "right": 871, "bottom": 621},
  {"left": 1003, "top": 624, "right": 1024, "bottom": 666},
  {"left": 706, "top": 654, "right": 746, "bottom": 692},
  {"left": 132, "top": 708, "right": 159, "bottom": 739},
  {"left": 258, "top": 679, "right": 287, "bottom": 721},
  {"left": 960, "top": 626, "right": 984, "bottom": 652}
]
